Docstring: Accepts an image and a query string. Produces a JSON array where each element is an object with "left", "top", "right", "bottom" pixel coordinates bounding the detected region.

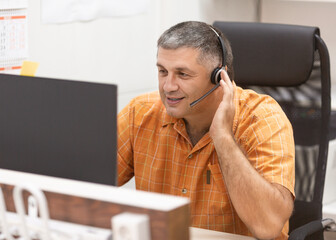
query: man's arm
[
  {"left": 117, "top": 102, "right": 135, "bottom": 186},
  {"left": 209, "top": 71, "right": 294, "bottom": 239}
]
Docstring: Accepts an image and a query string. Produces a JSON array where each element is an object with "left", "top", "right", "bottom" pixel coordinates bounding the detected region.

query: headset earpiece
[{"left": 210, "top": 67, "right": 224, "bottom": 85}]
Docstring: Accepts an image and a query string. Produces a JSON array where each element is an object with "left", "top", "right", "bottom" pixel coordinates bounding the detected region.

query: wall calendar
[{"left": 0, "top": 0, "right": 28, "bottom": 74}]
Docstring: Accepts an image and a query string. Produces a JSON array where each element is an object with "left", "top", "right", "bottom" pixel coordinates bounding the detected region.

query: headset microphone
[
  {"left": 189, "top": 82, "right": 220, "bottom": 107},
  {"left": 189, "top": 27, "right": 226, "bottom": 107}
]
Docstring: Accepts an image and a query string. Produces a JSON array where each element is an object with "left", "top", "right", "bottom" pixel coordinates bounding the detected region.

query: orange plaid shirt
[{"left": 118, "top": 85, "right": 295, "bottom": 239}]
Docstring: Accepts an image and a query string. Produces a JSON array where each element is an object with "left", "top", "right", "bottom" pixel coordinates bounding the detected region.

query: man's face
[{"left": 156, "top": 47, "right": 214, "bottom": 119}]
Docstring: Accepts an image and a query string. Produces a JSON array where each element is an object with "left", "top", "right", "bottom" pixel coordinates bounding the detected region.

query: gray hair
[{"left": 157, "top": 21, "right": 234, "bottom": 80}]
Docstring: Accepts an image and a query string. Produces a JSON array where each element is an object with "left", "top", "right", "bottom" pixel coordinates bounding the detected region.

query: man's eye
[
  {"left": 159, "top": 69, "right": 167, "bottom": 74},
  {"left": 179, "top": 72, "right": 189, "bottom": 77}
]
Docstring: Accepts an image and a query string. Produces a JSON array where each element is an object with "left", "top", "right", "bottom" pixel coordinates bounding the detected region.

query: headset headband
[{"left": 209, "top": 26, "right": 226, "bottom": 67}]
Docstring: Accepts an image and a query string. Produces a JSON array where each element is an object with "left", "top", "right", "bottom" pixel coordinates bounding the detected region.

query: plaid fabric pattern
[{"left": 118, "top": 86, "right": 295, "bottom": 239}]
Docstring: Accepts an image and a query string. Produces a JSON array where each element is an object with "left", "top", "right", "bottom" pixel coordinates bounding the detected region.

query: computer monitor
[{"left": 0, "top": 74, "right": 117, "bottom": 186}]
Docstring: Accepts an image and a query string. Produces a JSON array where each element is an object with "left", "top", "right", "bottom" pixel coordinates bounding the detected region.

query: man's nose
[{"left": 163, "top": 74, "right": 179, "bottom": 92}]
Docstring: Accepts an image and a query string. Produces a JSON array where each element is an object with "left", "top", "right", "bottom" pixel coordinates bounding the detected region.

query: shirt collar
[{"left": 161, "top": 110, "right": 178, "bottom": 127}]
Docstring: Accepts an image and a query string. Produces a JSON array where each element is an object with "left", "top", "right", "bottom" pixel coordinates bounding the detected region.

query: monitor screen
[{"left": 0, "top": 74, "right": 117, "bottom": 186}]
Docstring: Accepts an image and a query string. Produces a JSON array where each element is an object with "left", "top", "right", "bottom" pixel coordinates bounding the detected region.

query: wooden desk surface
[{"left": 190, "top": 227, "right": 255, "bottom": 240}]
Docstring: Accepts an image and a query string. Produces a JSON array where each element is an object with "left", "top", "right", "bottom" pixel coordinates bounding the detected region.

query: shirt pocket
[{"left": 208, "top": 163, "right": 227, "bottom": 194}]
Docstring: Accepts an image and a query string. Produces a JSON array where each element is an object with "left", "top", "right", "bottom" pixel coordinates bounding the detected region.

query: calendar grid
[{"left": 0, "top": 5, "right": 28, "bottom": 74}]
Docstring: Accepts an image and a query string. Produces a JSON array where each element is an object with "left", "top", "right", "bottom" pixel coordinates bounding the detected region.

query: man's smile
[{"left": 166, "top": 96, "right": 185, "bottom": 105}]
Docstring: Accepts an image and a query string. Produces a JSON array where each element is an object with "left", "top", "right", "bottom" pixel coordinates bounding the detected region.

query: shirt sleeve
[
  {"left": 236, "top": 97, "right": 295, "bottom": 198},
  {"left": 117, "top": 101, "right": 135, "bottom": 186}
]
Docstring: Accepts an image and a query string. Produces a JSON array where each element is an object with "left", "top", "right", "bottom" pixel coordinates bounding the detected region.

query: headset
[{"left": 190, "top": 27, "right": 227, "bottom": 107}]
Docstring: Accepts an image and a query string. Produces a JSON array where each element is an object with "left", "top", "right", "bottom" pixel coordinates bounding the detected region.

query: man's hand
[{"left": 209, "top": 70, "right": 235, "bottom": 142}]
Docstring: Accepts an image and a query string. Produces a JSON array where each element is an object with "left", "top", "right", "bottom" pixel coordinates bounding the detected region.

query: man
[{"left": 118, "top": 21, "right": 295, "bottom": 240}]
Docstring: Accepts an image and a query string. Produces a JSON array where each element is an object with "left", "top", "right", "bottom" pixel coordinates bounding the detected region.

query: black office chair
[{"left": 213, "top": 21, "right": 336, "bottom": 240}]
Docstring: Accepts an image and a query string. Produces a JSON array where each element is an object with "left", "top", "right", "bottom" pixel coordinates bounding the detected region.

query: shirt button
[
  {"left": 188, "top": 154, "right": 193, "bottom": 159},
  {"left": 182, "top": 188, "right": 187, "bottom": 194}
]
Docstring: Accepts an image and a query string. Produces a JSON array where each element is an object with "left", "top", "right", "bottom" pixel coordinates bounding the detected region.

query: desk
[{"left": 190, "top": 227, "right": 255, "bottom": 240}]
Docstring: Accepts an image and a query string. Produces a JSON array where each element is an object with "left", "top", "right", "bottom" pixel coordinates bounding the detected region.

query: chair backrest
[{"left": 213, "top": 21, "right": 331, "bottom": 240}]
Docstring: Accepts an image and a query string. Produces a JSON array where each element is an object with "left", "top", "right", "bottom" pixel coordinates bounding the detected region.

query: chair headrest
[{"left": 213, "top": 22, "right": 320, "bottom": 87}]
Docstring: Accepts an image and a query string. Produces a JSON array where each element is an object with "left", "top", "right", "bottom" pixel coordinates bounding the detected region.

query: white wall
[
  {"left": 27, "top": 0, "right": 258, "bottom": 112},
  {"left": 158, "top": 0, "right": 259, "bottom": 31},
  {"left": 28, "top": 0, "right": 161, "bottom": 112}
]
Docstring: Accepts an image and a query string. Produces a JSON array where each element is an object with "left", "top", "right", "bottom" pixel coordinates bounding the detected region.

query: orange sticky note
[{"left": 20, "top": 61, "right": 40, "bottom": 76}]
